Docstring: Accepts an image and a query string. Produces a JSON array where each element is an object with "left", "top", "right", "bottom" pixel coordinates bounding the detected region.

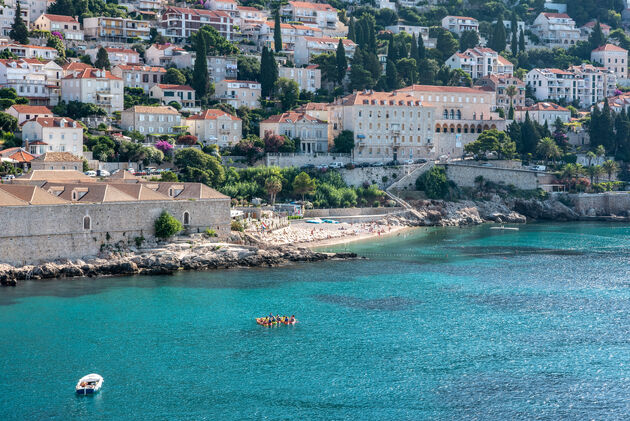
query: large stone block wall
[
  {"left": 340, "top": 165, "right": 421, "bottom": 188},
  {"left": 443, "top": 164, "right": 554, "bottom": 190},
  {"left": 264, "top": 153, "right": 351, "bottom": 168},
  {"left": 569, "top": 192, "right": 630, "bottom": 215},
  {"left": 0, "top": 199, "right": 230, "bottom": 265},
  {"left": 304, "top": 207, "right": 403, "bottom": 217}
]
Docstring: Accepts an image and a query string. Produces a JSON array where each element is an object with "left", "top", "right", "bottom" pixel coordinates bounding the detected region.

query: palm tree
[
  {"left": 586, "top": 151, "right": 596, "bottom": 166},
  {"left": 595, "top": 145, "right": 606, "bottom": 160},
  {"left": 474, "top": 175, "right": 485, "bottom": 191},
  {"left": 586, "top": 165, "right": 604, "bottom": 184},
  {"left": 264, "top": 177, "right": 282, "bottom": 205},
  {"left": 536, "top": 137, "right": 561, "bottom": 164},
  {"left": 505, "top": 84, "right": 517, "bottom": 114},
  {"left": 602, "top": 159, "right": 619, "bottom": 181}
]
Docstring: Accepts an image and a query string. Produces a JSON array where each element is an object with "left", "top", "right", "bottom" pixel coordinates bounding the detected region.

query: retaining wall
[
  {"left": 569, "top": 192, "right": 630, "bottom": 216},
  {"left": 304, "top": 207, "right": 403, "bottom": 217},
  {"left": 443, "top": 163, "right": 554, "bottom": 190}
]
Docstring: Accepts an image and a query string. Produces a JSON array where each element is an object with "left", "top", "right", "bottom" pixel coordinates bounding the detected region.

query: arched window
[
  {"left": 473, "top": 112, "right": 477, "bottom": 120},
  {"left": 449, "top": 110, "right": 454, "bottom": 119},
  {"left": 83, "top": 216, "right": 91, "bottom": 230},
  {"left": 443, "top": 110, "right": 448, "bottom": 119},
  {"left": 183, "top": 211, "right": 190, "bottom": 226},
  {"left": 456, "top": 110, "right": 461, "bottom": 120}
]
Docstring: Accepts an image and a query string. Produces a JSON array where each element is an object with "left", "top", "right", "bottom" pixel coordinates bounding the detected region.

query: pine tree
[
  {"left": 192, "top": 35, "right": 209, "bottom": 98},
  {"left": 519, "top": 28, "right": 526, "bottom": 52},
  {"left": 417, "top": 34, "right": 426, "bottom": 60},
  {"left": 589, "top": 21, "right": 606, "bottom": 50},
  {"left": 336, "top": 39, "right": 347, "bottom": 85},
  {"left": 94, "top": 47, "right": 110, "bottom": 70},
  {"left": 348, "top": 18, "right": 356, "bottom": 42},
  {"left": 410, "top": 33, "right": 419, "bottom": 61},
  {"left": 10, "top": 3, "right": 29, "bottom": 45},
  {"left": 385, "top": 59, "right": 398, "bottom": 91},
  {"left": 491, "top": 15, "right": 507, "bottom": 52},
  {"left": 273, "top": 10, "right": 282, "bottom": 53}
]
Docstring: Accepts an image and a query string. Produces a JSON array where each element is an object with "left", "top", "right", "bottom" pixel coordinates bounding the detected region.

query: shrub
[
  {"left": 134, "top": 236, "right": 145, "bottom": 247},
  {"left": 288, "top": 215, "right": 303, "bottom": 220},
  {"left": 416, "top": 167, "right": 449, "bottom": 199},
  {"left": 231, "top": 220, "right": 244, "bottom": 232},
  {"left": 155, "top": 210, "right": 183, "bottom": 238},
  {"left": 204, "top": 228, "right": 218, "bottom": 237}
]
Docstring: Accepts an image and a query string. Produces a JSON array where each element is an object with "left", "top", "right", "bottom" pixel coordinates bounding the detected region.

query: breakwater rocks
[{"left": 0, "top": 242, "right": 357, "bottom": 286}]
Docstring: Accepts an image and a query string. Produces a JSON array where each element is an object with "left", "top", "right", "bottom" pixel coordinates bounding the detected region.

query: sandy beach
[{"left": 249, "top": 218, "right": 416, "bottom": 249}]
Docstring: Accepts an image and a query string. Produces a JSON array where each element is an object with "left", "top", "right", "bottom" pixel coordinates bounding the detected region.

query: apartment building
[
  {"left": 112, "top": 65, "right": 166, "bottom": 91},
  {"left": 0, "top": 43, "right": 58, "bottom": 60},
  {"left": 236, "top": 6, "right": 268, "bottom": 27},
  {"left": 22, "top": 117, "right": 83, "bottom": 155},
  {"left": 278, "top": 65, "right": 321, "bottom": 93},
  {"left": 120, "top": 105, "right": 183, "bottom": 135},
  {"left": 257, "top": 21, "right": 323, "bottom": 51},
  {"left": 531, "top": 12, "right": 580, "bottom": 49},
  {"left": 160, "top": 6, "right": 234, "bottom": 43},
  {"left": 119, "top": 0, "right": 165, "bottom": 12},
  {"left": 86, "top": 47, "right": 141, "bottom": 66},
  {"left": 260, "top": 111, "right": 328, "bottom": 153},
  {"left": 24, "top": 0, "right": 47, "bottom": 23},
  {"left": 83, "top": 16, "right": 151, "bottom": 42},
  {"left": 61, "top": 68, "right": 124, "bottom": 114},
  {"left": 0, "top": 58, "right": 62, "bottom": 106},
  {"left": 282, "top": 1, "right": 338, "bottom": 31},
  {"left": 384, "top": 23, "right": 436, "bottom": 48},
  {"left": 591, "top": 44, "right": 628, "bottom": 79},
  {"left": 294, "top": 36, "right": 356, "bottom": 66},
  {"left": 145, "top": 43, "right": 193, "bottom": 68},
  {"left": 0, "top": 0, "right": 29, "bottom": 37},
  {"left": 514, "top": 102, "right": 570, "bottom": 126},
  {"left": 33, "top": 14, "right": 84, "bottom": 41},
  {"left": 6, "top": 104, "right": 52, "bottom": 125},
  {"left": 207, "top": 56, "right": 238, "bottom": 83},
  {"left": 184, "top": 109, "right": 242, "bottom": 146},
  {"left": 206, "top": 0, "right": 238, "bottom": 13},
  {"left": 526, "top": 66, "right": 616, "bottom": 107},
  {"left": 441, "top": 16, "right": 479, "bottom": 35},
  {"left": 446, "top": 47, "right": 513, "bottom": 80},
  {"left": 580, "top": 21, "right": 611, "bottom": 40},
  {"left": 475, "top": 74, "right": 525, "bottom": 113},
  {"left": 605, "top": 92, "right": 630, "bottom": 113},
  {"left": 397, "top": 85, "right": 504, "bottom": 157},
  {"left": 215, "top": 79, "right": 261, "bottom": 108},
  {"left": 149, "top": 84, "right": 196, "bottom": 109}
]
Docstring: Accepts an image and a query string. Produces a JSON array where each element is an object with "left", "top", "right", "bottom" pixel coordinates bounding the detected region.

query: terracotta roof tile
[
  {"left": 156, "top": 84, "right": 194, "bottom": 91},
  {"left": 41, "top": 14, "right": 80, "bottom": 23},
  {"left": 186, "top": 109, "right": 240, "bottom": 121}
]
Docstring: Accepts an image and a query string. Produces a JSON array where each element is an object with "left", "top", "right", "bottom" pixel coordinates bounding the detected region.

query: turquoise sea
[{"left": 1, "top": 222, "right": 629, "bottom": 420}]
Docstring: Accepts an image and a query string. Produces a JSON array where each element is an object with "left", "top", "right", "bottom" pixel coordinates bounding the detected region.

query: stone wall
[
  {"left": 264, "top": 153, "right": 351, "bottom": 168},
  {"left": 0, "top": 199, "right": 230, "bottom": 265},
  {"left": 304, "top": 207, "right": 403, "bottom": 217},
  {"left": 569, "top": 192, "right": 630, "bottom": 216},
  {"left": 443, "top": 163, "right": 554, "bottom": 190},
  {"left": 339, "top": 165, "right": 422, "bottom": 189}
]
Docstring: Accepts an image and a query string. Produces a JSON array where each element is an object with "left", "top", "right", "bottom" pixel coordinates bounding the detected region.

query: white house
[
  {"left": 6, "top": 104, "right": 52, "bottom": 125},
  {"left": 145, "top": 43, "right": 193, "bottom": 68},
  {"left": 215, "top": 79, "right": 261, "bottom": 108},
  {"left": 86, "top": 47, "right": 141, "bottom": 67},
  {"left": 184, "top": 109, "right": 242, "bottom": 146},
  {"left": 282, "top": 1, "right": 338, "bottom": 31},
  {"left": 531, "top": 12, "right": 580, "bottom": 49},
  {"left": 22, "top": 117, "right": 83, "bottom": 156},
  {"left": 514, "top": 102, "right": 570, "bottom": 126},
  {"left": 294, "top": 36, "right": 356, "bottom": 66},
  {"left": 61, "top": 68, "right": 124, "bottom": 114},
  {"left": 591, "top": 44, "right": 628, "bottom": 79},
  {"left": 441, "top": 16, "right": 479, "bottom": 35},
  {"left": 33, "top": 14, "right": 84, "bottom": 41},
  {"left": 446, "top": 47, "right": 513, "bottom": 79}
]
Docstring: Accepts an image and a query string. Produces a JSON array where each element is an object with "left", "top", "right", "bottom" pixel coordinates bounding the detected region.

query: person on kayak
[
  {"left": 269, "top": 312, "right": 274, "bottom": 322},
  {"left": 290, "top": 315, "right": 295, "bottom": 323}
]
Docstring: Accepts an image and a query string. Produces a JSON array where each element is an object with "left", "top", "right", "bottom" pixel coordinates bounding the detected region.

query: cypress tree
[
  {"left": 260, "top": 47, "right": 278, "bottom": 98},
  {"left": 520, "top": 111, "right": 539, "bottom": 154},
  {"left": 410, "top": 33, "right": 419, "bottom": 61},
  {"left": 589, "top": 21, "right": 606, "bottom": 50},
  {"left": 418, "top": 34, "right": 425, "bottom": 59},
  {"left": 397, "top": 42, "right": 407, "bottom": 59},
  {"left": 508, "top": 104, "right": 514, "bottom": 120},
  {"left": 94, "top": 47, "right": 110, "bottom": 70},
  {"left": 387, "top": 39, "right": 398, "bottom": 63},
  {"left": 273, "top": 10, "right": 282, "bottom": 53},
  {"left": 192, "top": 35, "right": 209, "bottom": 98},
  {"left": 385, "top": 59, "right": 398, "bottom": 91},
  {"left": 10, "top": 3, "right": 29, "bottom": 45},
  {"left": 519, "top": 28, "right": 526, "bottom": 52},
  {"left": 510, "top": 12, "right": 518, "bottom": 54},
  {"left": 599, "top": 101, "right": 615, "bottom": 151},
  {"left": 336, "top": 39, "right": 347, "bottom": 85},
  {"left": 348, "top": 18, "right": 356, "bottom": 42},
  {"left": 491, "top": 15, "right": 507, "bottom": 52}
]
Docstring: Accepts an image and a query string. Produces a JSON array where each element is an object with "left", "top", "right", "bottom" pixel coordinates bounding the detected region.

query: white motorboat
[
  {"left": 75, "top": 374, "right": 103, "bottom": 395},
  {"left": 490, "top": 225, "right": 520, "bottom": 231}
]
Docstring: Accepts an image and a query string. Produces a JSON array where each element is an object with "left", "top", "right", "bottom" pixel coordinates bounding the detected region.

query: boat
[
  {"left": 75, "top": 374, "right": 103, "bottom": 395},
  {"left": 306, "top": 219, "right": 323, "bottom": 224},
  {"left": 490, "top": 225, "right": 520, "bottom": 231},
  {"left": 321, "top": 219, "right": 339, "bottom": 224},
  {"left": 256, "top": 316, "right": 297, "bottom": 326}
]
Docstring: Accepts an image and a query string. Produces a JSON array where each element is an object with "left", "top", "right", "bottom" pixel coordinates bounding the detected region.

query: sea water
[{"left": 0, "top": 222, "right": 629, "bottom": 420}]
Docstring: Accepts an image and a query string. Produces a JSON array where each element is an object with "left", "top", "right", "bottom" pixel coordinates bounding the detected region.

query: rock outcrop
[{"left": 0, "top": 242, "right": 357, "bottom": 287}]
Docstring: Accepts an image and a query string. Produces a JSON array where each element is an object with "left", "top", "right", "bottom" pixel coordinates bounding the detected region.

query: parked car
[
  {"left": 126, "top": 167, "right": 135, "bottom": 173},
  {"left": 386, "top": 160, "right": 400, "bottom": 166},
  {"left": 1, "top": 174, "right": 15, "bottom": 181},
  {"left": 531, "top": 165, "right": 547, "bottom": 171},
  {"left": 328, "top": 162, "right": 343, "bottom": 169},
  {"left": 371, "top": 162, "right": 384, "bottom": 167},
  {"left": 96, "top": 169, "right": 110, "bottom": 177},
  {"left": 316, "top": 164, "right": 328, "bottom": 170},
  {"left": 301, "top": 164, "right": 315, "bottom": 169},
  {"left": 85, "top": 171, "right": 97, "bottom": 177},
  {"left": 403, "top": 159, "right": 414, "bottom": 165},
  {"left": 415, "top": 158, "right": 427, "bottom": 164},
  {"left": 480, "top": 163, "right": 493, "bottom": 167}
]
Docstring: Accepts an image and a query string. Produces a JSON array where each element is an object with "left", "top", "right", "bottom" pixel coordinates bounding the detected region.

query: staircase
[{"left": 384, "top": 162, "right": 434, "bottom": 220}]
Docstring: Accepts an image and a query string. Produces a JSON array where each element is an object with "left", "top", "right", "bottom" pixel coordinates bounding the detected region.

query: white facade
[
  {"left": 184, "top": 109, "right": 242, "bottom": 147},
  {"left": 120, "top": 105, "right": 183, "bottom": 136},
  {"left": 591, "top": 44, "right": 628, "bottom": 79},
  {"left": 207, "top": 56, "right": 238, "bottom": 83},
  {"left": 294, "top": 36, "right": 356, "bottom": 66},
  {"left": 447, "top": 47, "right": 513, "bottom": 79},
  {"left": 282, "top": 1, "right": 338, "bottom": 31},
  {"left": 111, "top": 65, "right": 166, "bottom": 92},
  {"left": 260, "top": 111, "right": 328, "bottom": 153},
  {"left": 145, "top": 44, "right": 193, "bottom": 68},
  {"left": 0, "top": 59, "right": 62, "bottom": 106},
  {"left": 86, "top": 47, "right": 141, "bottom": 67},
  {"left": 385, "top": 24, "right": 436, "bottom": 48},
  {"left": 61, "top": 68, "right": 124, "bottom": 114},
  {"left": 278, "top": 65, "right": 321, "bottom": 93},
  {"left": 515, "top": 102, "right": 571, "bottom": 126},
  {"left": 215, "top": 79, "right": 261, "bottom": 108},
  {"left": 0, "top": 0, "right": 29, "bottom": 37},
  {"left": 22, "top": 117, "right": 83, "bottom": 155},
  {"left": 0, "top": 43, "right": 58, "bottom": 60},
  {"left": 441, "top": 16, "right": 479, "bottom": 35},
  {"left": 531, "top": 12, "right": 580, "bottom": 49},
  {"left": 33, "top": 14, "right": 84, "bottom": 41}
]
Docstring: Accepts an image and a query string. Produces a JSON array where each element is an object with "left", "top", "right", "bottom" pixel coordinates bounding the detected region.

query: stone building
[
  {"left": 278, "top": 65, "right": 321, "bottom": 93},
  {"left": 112, "top": 65, "right": 166, "bottom": 92},
  {"left": 30, "top": 152, "right": 84, "bottom": 171},
  {"left": 120, "top": 105, "right": 183, "bottom": 136},
  {"left": 184, "top": 109, "right": 242, "bottom": 147},
  {"left": 149, "top": 84, "right": 196, "bottom": 109},
  {"left": 33, "top": 14, "right": 84, "bottom": 41},
  {"left": 60, "top": 68, "right": 124, "bottom": 114},
  {"left": 6, "top": 104, "right": 52, "bottom": 125},
  {"left": 22, "top": 117, "right": 83, "bottom": 156},
  {"left": 85, "top": 47, "right": 141, "bottom": 67},
  {"left": 260, "top": 111, "right": 329, "bottom": 153},
  {"left": 0, "top": 173, "right": 230, "bottom": 265},
  {"left": 215, "top": 79, "right": 261, "bottom": 108},
  {"left": 514, "top": 102, "right": 571, "bottom": 126},
  {"left": 475, "top": 75, "right": 525, "bottom": 114},
  {"left": 591, "top": 44, "right": 628, "bottom": 79}
]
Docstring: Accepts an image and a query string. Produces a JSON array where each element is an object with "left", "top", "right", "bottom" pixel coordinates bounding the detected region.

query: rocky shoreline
[{"left": 0, "top": 240, "right": 357, "bottom": 287}]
